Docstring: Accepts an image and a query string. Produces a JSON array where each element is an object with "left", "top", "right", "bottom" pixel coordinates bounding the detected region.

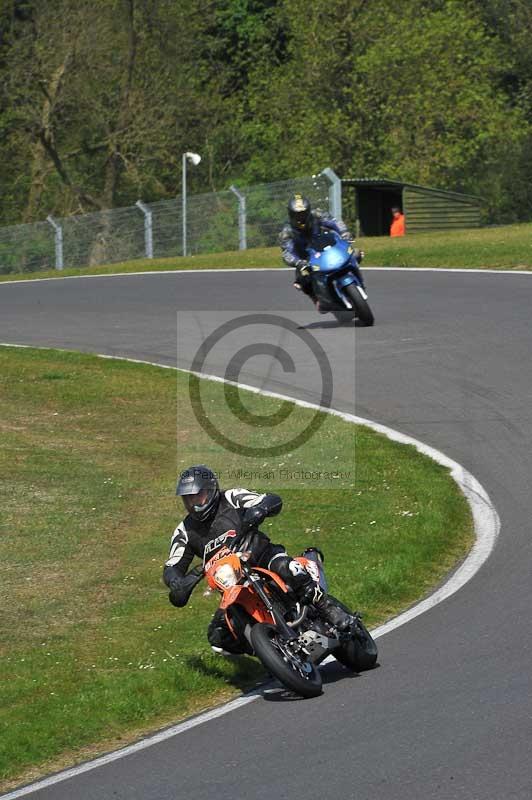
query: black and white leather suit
[{"left": 163, "top": 488, "right": 319, "bottom": 653}]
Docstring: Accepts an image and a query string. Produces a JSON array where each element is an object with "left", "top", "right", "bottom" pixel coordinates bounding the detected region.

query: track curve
[{"left": 1, "top": 268, "right": 532, "bottom": 800}]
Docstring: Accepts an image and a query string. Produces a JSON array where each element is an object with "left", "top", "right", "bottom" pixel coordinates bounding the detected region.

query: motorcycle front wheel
[
  {"left": 344, "top": 283, "right": 375, "bottom": 327},
  {"left": 333, "top": 309, "right": 356, "bottom": 325},
  {"left": 250, "top": 623, "right": 323, "bottom": 698}
]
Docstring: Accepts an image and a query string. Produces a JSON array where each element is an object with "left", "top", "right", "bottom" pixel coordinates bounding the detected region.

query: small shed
[{"left": 341, "top": 178, "right": 482, "bottom": 236}]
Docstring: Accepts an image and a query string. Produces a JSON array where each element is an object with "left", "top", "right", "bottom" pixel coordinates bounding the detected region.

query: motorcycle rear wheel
[
  {"left": 334, "top": 621, "right": 378, "bottom": 672},
  {"left": 250, "top": 623, "right": 323, "bottom": 698},
  {"left": 344, "top": 283, "right": 375, "bottom": 327},
  {"left": 329, "top": 597, "right": 378, "bottom": 672}
]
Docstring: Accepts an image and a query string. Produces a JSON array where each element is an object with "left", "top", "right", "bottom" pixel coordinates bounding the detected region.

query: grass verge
[
  {"left": 0, "top": 221, "right": 531, "bottom": 283},
  {"left": 0, "top": 346, "right": 473, "bottom": 788}
]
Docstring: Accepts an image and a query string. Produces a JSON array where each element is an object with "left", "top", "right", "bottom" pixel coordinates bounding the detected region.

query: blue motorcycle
[{"left": 307, "top": 231, "right": 374, "bottom": 326}]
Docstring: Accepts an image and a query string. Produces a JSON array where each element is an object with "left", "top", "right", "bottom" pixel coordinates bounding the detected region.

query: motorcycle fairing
[
  {"left": 252, "top": 566, "right": 290, "bottom": 593},
  {"left": 307, "top": 234, "right": 352, "bottom": 274},
  {"left": 307, "top": 230, "right": 364, "bottom": 310},
  {"left": 309, "top": 247, "right": 348, "bottom": 273},
  {"left": 220, "top": 583, "right": 274, "bottom": 623},
  {"left": 335, "top": 272, "right": 358, "bottom": 288},
  {"left": 313, "top": 273, "right": 356, "bottom": 309}
]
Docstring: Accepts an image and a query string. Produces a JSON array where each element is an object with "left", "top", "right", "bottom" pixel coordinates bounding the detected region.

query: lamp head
[{"left": 184, "top": 151, "right": 201, "bottom": 166}]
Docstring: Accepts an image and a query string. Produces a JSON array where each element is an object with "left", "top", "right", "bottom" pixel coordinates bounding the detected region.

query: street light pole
[
  {"left": 182, "top": 152, "right": 187, "bottom": 257},
  {"left": 182, "top": 151, "right": 201, "bottom": 257}
]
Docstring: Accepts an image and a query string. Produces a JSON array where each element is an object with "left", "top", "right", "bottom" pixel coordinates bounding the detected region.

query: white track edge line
[
  {"left": 0, "top": 268, "right": 291, "bottom": 285},
  {"left": 1, "top": 265, "right": 531, "bottom": 285},
  {"left": 0, "top": 344, "right": 500, "bottom": 800}
]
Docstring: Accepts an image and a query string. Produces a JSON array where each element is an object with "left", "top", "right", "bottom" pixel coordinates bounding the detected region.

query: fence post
[
  {"left": 320, "top": 167, "right": 342, "bottom": 221},
  {"left": 135, "top": 200, "right": 153, "bottom": 259},
  {"left": 46, "top": 215, "right": 64, "bottom": 270},
  {"left": 229, "top": 184, "right": 247, "bottom": 250}
]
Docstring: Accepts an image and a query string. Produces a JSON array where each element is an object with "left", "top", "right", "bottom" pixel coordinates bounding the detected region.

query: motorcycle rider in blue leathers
[{"left": 279, "top": 194, "right": 366, "bottom": 310}]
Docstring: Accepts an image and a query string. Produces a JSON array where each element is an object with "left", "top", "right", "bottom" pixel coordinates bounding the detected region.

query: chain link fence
[{"left": 0, "top": 174, "right": 333, "bottom": 275}]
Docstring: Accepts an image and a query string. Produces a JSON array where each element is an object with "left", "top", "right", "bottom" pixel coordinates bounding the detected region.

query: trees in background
[
  {"left": 0, "top": 0, "right": 226, "bottom": 220},
  {"left": 1, "top": 0, "right": 531, "bottom": 225}
]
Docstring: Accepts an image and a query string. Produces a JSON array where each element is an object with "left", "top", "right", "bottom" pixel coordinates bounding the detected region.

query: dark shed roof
[
  {"left": 342, "top": 177, "right": 481, "bottom": 201},
  {"left": 341, "top": 178, "right": 482, "bottom": 235}
]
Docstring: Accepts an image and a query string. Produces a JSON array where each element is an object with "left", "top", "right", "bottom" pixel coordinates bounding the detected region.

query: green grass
[
  {"left": 1, "top": 221, "right": 531, "bottom": 283},
  {"left": 0, "top": 346, "right": 473, "bottom": 788},
  {"left": 0, "top": 248, "right": 281, "bottom": 282},
  {"left": 361, "top": 222, "right": 532, "bottom": 269}
]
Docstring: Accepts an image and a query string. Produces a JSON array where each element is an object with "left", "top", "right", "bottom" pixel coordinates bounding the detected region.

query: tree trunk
[
  {"left": 24, "top": 56, "right": 71, "bottom": 223},
  {"left": 92, "top": 0, "right": 138, "bottom": 266}
]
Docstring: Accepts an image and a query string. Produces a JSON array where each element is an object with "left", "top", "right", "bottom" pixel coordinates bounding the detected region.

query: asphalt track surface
[{"left": 1, "top": 268, "right": 532, "bottom": 800}]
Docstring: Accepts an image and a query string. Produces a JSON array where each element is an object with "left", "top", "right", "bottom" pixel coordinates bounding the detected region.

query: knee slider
[{"left": 272, "top": 556, "right": 314, "bottom": 596}]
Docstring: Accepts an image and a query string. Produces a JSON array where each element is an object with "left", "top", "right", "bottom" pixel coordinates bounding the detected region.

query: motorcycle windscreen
[
  {"left": 309, "top": 231, "right": 336, "bottom": 250},
  {"left": 317, "top": 248, "right": 350, "bottom": 271}
]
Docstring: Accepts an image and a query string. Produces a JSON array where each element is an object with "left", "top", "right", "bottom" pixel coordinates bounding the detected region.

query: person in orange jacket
[{"left": 390, "top": 206, "right": 405, "bottom": 237}]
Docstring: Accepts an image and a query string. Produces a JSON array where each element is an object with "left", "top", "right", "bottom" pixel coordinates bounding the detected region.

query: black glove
[
  {"left": 242, "top": 505, "right": 267, "bottom": 531},
  {"left": 228, "top": 530, "right": 257, "bottom": 555},
  {"left": 168, "top": 569, "right": 203, "bottom": 608},
  {"left": 226, "top": 507, "right": 265, "bottom": 554},
  {"left": 296, "top": 259, "right": 310, "bottom": 276}
]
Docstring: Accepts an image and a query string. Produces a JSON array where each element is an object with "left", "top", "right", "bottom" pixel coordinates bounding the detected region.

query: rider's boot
[
  {"left": 308, "top": 290, "right": 325, "bottom": 314},
  {"left": 299, "top": 577, "right": 353, "bottom": 629},
  {"left": 208, "top": 609, "right": 251, "bottom": 656},
  {"left": 211, "top": 645, "right": 240, "bottom": 657},
  {"left": 294, "top": 280, "right": 324, "bottom": 313},
  {"left": 274, "top": 556, "right": 353, "bottom": 629},
  {"left": 314, "top": 594, "right": 353, "bottom": 630}
]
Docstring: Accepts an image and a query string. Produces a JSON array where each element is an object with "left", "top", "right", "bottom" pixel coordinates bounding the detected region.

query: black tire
[
  {"left": 328, "top": 596, "right": 378, "bottom": 672},
  {"left": 334, "top": 620, "right": 378, "bottom": 672},
  {"left": 344, "top": 283, "right": 374, "bottom": 326},
  {"left": 333, "top": 309, "right": 356, "bottom": 325},
  {"left": 250, "top": 623, "right": 323, "bottom": 698}
]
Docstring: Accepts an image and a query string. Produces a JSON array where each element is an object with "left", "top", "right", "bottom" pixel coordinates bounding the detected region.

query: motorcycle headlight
[{"left": 214, "top": 563, "right": 239, "bottom": 589}]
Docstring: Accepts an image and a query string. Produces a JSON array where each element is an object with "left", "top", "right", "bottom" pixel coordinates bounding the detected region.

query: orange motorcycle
[{"left": 198, "top": 539, "right": 378, "bottom": 698}]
